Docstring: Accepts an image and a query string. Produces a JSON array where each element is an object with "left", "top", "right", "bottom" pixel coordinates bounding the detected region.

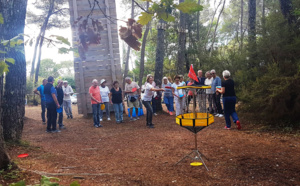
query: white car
[{"left": 71, "top": 94, "right": 77, "bottom": 104}]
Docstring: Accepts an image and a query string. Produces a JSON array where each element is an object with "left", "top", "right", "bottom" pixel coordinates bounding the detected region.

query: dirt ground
[{"left": 3, "top": 104, "right": 300, "bottom": 185}]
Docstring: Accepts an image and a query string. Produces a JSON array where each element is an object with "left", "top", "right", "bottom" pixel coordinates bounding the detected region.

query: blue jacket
[{"left": 211, "top": 76, "right": 221, "bottom": 93}]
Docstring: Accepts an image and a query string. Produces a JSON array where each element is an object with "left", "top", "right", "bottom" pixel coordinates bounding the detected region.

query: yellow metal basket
[{"left": 176, "top": 113, "right": 214, "bottom": 127}]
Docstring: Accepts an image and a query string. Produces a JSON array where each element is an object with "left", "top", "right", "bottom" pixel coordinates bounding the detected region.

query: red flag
[{"left": 188, "top": 64, "right": 199, "bottom": 82}]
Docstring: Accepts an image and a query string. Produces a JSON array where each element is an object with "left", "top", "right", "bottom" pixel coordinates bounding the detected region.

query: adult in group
[
  {"left": 44, "top": 76, "right": 61, "bottom": 133},
  {"left": 172, "top": 75, "right": 186, "bottom": 116},
  {"left": 195, "top": 70, "right": 206, "bottom": 112},
  {"left": 125, "top": 77, "right": 140, "bottom": 121},
  {"left": 217, "top": 70, "right": 241, "bottom": 130},
  {"left": 33, "top": 79, "right": 47, "bottom": 124},
  {"left": 187, "top": 78, "right": 196, "bottom": 111},
  {"left": 99, "top": 79, "right": 111, "bottom": 121},
  {"left": 56, "top": 80, "right": 66, "bottom": 130},
  {"left": 109, "top": 81, "right": 124, "bottom": 123},
  {"left": 62, "top": 81, "right": 74, "bottom": 119},
  {"left": 211, "top": 69, "right": 223, "bottom": 117},
  {"left": 145, "top": 74, "right": 157, "bottom": 116},
  {"left": 162, "top": 77, "right": 174, "bottom": 115},
  {"left": 204, "top": 71, "right": 214, "bottom": 114},
  {"left": 89, "top": 79, "right": 103, "bottom": 128},
  {"left": 142, "top": 76, "right": 164, "bottom": 128}
]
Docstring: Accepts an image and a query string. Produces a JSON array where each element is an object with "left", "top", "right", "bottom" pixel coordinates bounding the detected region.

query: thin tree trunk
[
  {"left": 248, "top": 0, "right": 256, "bottom": 62},
  {"left": 30, "top": 34, "right": 41, "bottom": 80},
  {"left": 34, "top": 0, "right": 55, "bottom": 86},
  {"left": 262, "top": 0, "right": 266, "bottom": 36},
  {"left": 0, "top": 0, "right": 28, "bottom": 142},
  {"left": 177, "top": 0, "right": 187, "bottom": 75},
  {"left": 204, "top": 0, "right": 222, "bottom": 49},
  {"left": 138, "top": 1, "right": 150, "bottom": 87},
  {"left": 240, "top": 0, "right": 244, "bottom": 51},
  {"left": 279, "top": 0, "right": 294, "bottom": 25},
  {"left": 196, "top": 0, "right": 201, "bottom": 41},
  {"left": 154, "top": 19, "right": 166, "bottom": 84},
  {"left": 210, "top": 0, "right": 226, "bottom": 57},
  {"left": 123, "top": 0, "right": 134, "bottom": 89}
]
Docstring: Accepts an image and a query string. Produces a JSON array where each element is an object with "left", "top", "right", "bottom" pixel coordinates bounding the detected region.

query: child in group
[
  {"left": 162, "top": 77, "right": 174, "bottom": 115},
  {"left": 172, "top": 75, "right": 186, "bottom": 116}
]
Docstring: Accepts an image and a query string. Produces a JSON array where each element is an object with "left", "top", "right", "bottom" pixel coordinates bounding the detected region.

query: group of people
[
  {"left": 34, "top": 77, "right": 74, "bottom": 133},
  {"left": 34, "top": 68, "right": 241, "bottom": 132}
]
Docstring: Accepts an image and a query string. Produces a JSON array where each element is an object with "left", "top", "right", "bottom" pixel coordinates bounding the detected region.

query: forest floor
[{"left": 2, "top": 105, "right": 300, "bottom": 185}]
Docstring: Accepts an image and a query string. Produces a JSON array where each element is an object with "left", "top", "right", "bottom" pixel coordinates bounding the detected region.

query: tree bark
[
  {"left": 262, "top": 0, "right": 266, "bottom": 36},
  {"left": 177, "top": 0, "right": 187, "bottom": 75},
  {"left": 138, "top": 2, "right": 150, "bottom": 87},
  {"left": 34, "top": 0, "right": 55, "bottom": 86},
  {"left": 240, "top": 0, "right": 244, "bottom": 51},
  {"left": 0, "top": 0, "right": 28, "bottom": 142},
  {"left": 154, "top": 20, "right": 166, "bottom": 84},
  {"left": 30, "top": 34, "right": 41, "bottom": 80},
  {"left": 123, "top": 0, "right": 134, "bottom": 89},
  {"left": 210, "top": 0, "right": 226, "bottom": 57},
  {"left": 248, "top": 0, "right": 256, "bottom": 61},
  {"left": 279, "top": 0, "right": 295, "bottom": 25},
  {"left": 196, "top": 0, "right": 201, "bottom": 41}
]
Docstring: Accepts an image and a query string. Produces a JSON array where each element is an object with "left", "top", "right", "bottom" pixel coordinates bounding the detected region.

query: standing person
[
  {"left": 205, "top": 71, "right": 214, "bottom": 114},
  {"left": 162, "top": 77, "right": 174, "bottom": 115},
  {"left": 44, "top": 76, "right": 61, "bottom": 133},
  {"left": 179, "top": 75, "right": 186, "bottom": 86},
  {"left": 33, "top": 79, "right": 47, "bottom": 124},
  {"left": 89, "top": 79, "right": 103, "bottom": 128},
  {"left": 187, "top": 78, "right": 196, "bottom": 111},
  {"left": 109, "top": 81, "right": 124, "bottom": 123},
  {"left": 56, "top": 80, "right": 66, "bottom": 130},
  {"left": 211, "top": 69, "right": 223, "bottom": 117},
  {"left": 124, "top": 77, "right": 140, "bottom": 121},
  {"left": 217, "top": 70, "right": 241, "bottom": 130},
  {"left": 99, "top": 79, "right": 111, "bottom": 121},
  {"left": 172, "top": 75, "right": 186, "bottom": 116},
  {"left": 195, "top": 70, "right": 206, "bottom": 112},
  {"left": 145, "top": 74, "right": 157, "bottom": 116},
  {"left": 142, "top": 76, "right": 164, "bottom": 128},
  {"left": 62, "top": 81, "right": 74, "bottom": 119}
]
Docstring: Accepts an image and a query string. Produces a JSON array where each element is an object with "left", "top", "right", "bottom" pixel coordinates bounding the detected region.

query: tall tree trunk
[
  {"left": 279, "top": 0, "right": 295, "bottom": 25},
  {"left": 34, "top": 0, "right": 55, "bottom": 86},
  {"left": 30, "top": 35, "right": 41, "bottom": 80},
  {"left": 0, "top": 76, "right": 10, "bottom": 169},
  {"left": 240, "top": 0, "right": 244, "bottom": 51},
  {"left": 0, "top": 0, "right": 28, "bottom": 141},
  {"left": 248, "top": 0, "right": 256, "bottom": 62},
  {"left": 262, "top": 0, "right": 266, "bottom": 36},
  {"left": 138, "top": 2, "right": 150, "bottom": 87},
  {"left": 177, "top": 0, "right": 187, "bottom": 75},
  {"left": 210, "top": 0, "right": 226, "bottom": 57},
  {"left": 196, "top": 0, "right": 201, "bottom": 41},
  {"left": 123, "top": 0, "right": 134, "bottom": 89}
]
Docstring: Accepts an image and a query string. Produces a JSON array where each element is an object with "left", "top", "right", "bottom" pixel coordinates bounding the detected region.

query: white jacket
[{"left": 63, "top": 85, "right": 74, "bottom": 101}]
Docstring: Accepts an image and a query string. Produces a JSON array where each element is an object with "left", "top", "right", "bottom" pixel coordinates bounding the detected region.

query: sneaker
[
  {"left": 52, "top": 130, "right": 61, "bottom": 133},
  {"left": 215, "top": 114, "right": 220, "bottom": 117},
  {"left": 100, "top": 118, "right": 103, "bottom": 121},
  {"left": 148, "top": 124, "right": 155, "bottom": 128},
  {"left": 120, "top": 120, "right": 124, "bottom": 123},
  {"left": 130, "top": 118, "right": 136, "bottom": 121},
  {"left": 154, "top": 113, "right": 158, "bottom": 116},
  {"left": 169, "top": 112, "right": 173, "bottom": 116},
  {"left": 70, "top": 115, "right": 73, "bottom": 119},
  {"left": 67, "top": 115, "right": 70, "bottom": 119},
  {"left": 59, "top": 125, "right": 66, "bottom": 130},
  {"left": 94, "top": 125, "right": 99, "bottom": 128},
  {"left": 46, "top": 130, "right": 52, "bottom": 133},
  {"left": 116, "top": 121, "right": 120, "bottom": 124},
  {"left": 224, "top": 126, "right": 231, "bottom": 130},
  {"left": 42, "top": 122, "right": 46, "bottom": 125},
  {"left": 108, "top": 118, "right": 111, "bottom": 121},
  {"left": 218, "top": 114, "right": 224, "bottom": 117},
  {"left": 236, "top": 120, "right": 241, "bottom": 130},
  {"left": 136, "top": 117, "right": 140, "bottom": 120},
  {"left": 98, "top": 124, "right": 103, "bottom": 127}
]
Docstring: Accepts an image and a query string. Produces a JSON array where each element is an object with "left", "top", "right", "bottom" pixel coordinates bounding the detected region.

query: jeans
[
  {"left": 164, "top": 96, "right": 174, "bottom": 112},
  {"left": 207, "top": 94, "right": 214, "bottom": 113},
  {"left": 152, "top": 97, "right": 156, "bottom": 113},
  {"left": 63, "top": 100, "right": 72, "bottom": 116},
  {"left": 213, "top": 93, "right": 223, "bottom": 114},
  {"left": 41, "top": 100, "right": 46, "bottom": 122},
  {"left": 113, "top": 103, "right": 123, "bottom": 122},
  {"left": 142, "top": 100, "right": 153, "bottom": 125},
  {"left": 58, "top": 104, "right": 63, "bottom": 127},
  {"left": 92, "top": 104, "right": 101, "bottom": 126},
  {"left": 100, "top": 102, "right": 110, "bottom": 119},
  {"left": 174, "top": 97, "right": 185, "bottom": 116},
  {"left": 198, "top": 90, "right": 206, "bottom": 113},
  {"left": 46, "top": 102, "right": 57, "bottom": 131},
  {"left": 223, "top": 96, "right": 239, "bottom": 128}
]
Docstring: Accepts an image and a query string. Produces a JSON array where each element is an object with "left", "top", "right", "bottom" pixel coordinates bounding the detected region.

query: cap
[{"left": 100, "top": 79, "right": 106, "bottom": 84}]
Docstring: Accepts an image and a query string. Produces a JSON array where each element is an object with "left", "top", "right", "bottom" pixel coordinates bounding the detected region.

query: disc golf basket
[{"left": 175, "top": 85, "right": 214, "bottom": 171}]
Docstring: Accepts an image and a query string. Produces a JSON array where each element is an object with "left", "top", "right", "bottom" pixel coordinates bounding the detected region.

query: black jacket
[{"left": 55, "top": 86, "right": 64, "bottom": 105}]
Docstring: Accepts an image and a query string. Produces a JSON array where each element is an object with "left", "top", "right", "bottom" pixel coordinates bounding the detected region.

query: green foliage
[
  {"left": 137, "top": 0, "right": 203, "bottom": 25},
  {"left": 50, "top": 35, "right": 70, "bottom": 46},
  {"left": 1, "top": 164, "right": 21, "bottom": 180},
  {"left": 8, "top": 176, "right": 81, "bottom": 186},
  {"left": 0, "top": 13, "right": 4, "bottom": 24}
]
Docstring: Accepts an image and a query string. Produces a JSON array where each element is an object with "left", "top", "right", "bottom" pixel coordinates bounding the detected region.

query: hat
[
  {"left": 63, "top": 81, "right": 68, "bottom": 83},
  {"left": 100, "top": 79, "right": 106, "bottom": 84},
  {"left": 163, "top": 77, "right": 168, "bottom": 80}
]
